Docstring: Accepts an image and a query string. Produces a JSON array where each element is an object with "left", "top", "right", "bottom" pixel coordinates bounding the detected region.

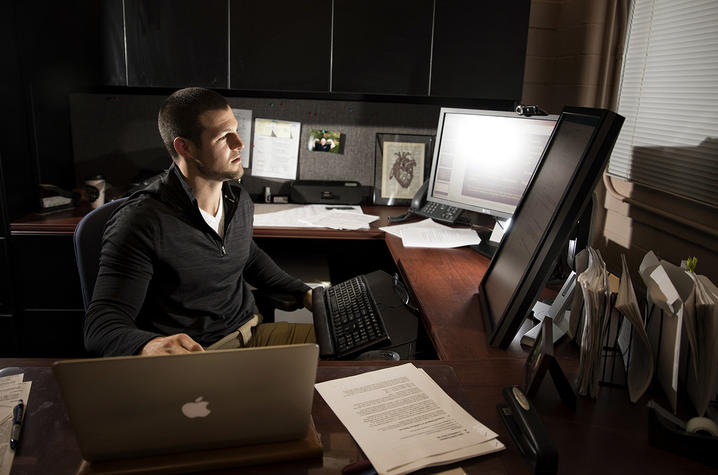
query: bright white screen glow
[{"left": 428, "top": 109, "right": 557, "bottom": 218}]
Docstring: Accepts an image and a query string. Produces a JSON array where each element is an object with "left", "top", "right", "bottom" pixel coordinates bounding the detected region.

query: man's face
[{"left": 189, "top": 106, "right": 244, "bottom": 181}]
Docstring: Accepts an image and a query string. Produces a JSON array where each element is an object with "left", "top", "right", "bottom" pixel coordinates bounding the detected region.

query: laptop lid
[{"left": 52, "top": 344, "right": 319, "bottom": 462}]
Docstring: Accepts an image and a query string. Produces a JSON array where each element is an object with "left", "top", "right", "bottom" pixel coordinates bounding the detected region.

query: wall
[
  {"left": 522, "top": 0, "right": 718, "bottom": 284},
  {"left": 68, "top": 93, "right": 441, "bottom": 200}
]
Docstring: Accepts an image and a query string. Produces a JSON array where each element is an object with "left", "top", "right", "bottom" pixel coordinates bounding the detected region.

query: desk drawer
[{"left": 11, "top": 234, "right": 83, "bottom": 310}]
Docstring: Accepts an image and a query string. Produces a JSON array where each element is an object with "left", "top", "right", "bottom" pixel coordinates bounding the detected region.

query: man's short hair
[{"left": 158, "top": 87, "right": 229, "bottom": 159}]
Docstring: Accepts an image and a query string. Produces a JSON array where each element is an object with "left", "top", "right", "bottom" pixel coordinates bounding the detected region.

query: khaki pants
[{"left": 207, "top": 314, "right": 316, "bottom": 350}]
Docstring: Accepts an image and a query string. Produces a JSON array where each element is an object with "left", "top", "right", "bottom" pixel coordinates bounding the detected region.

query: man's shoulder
[{"left": 107, "top": 193, "right": 168, "bottom": 232}]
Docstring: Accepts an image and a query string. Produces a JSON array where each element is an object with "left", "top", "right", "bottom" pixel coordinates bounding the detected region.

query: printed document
[
  {"left": 380, "top": 219, "right": 481, "bottom": 249},
  {"left": 253, "top": 204, "right": 372, "bottom": 229},
  {"left": 0, "top": 373, "right": 31, "bottom": 475},
  {"left": 315, "top": 363, "right": 504, "bottom": 475},
  {"left": 230, "top": 108, "right": 252, "bottom": 168},
  {"left": 299, "top": 209, "right": 378, "bottom": 230},
  {"left": 252, "top": 118, "right": 301, "bottom": 179}
]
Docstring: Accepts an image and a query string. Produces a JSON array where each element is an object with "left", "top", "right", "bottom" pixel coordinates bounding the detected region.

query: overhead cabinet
[
  {"left": 229, "top": 0, "right": 332, "bottom": 92},
  {"left": 108, "top": 0, "right": 529, "bottom": 101},
  {"left": 124, "top": 0, "right": 228, "bottom": 88},
  {"left": 331, "top": 0, "right": 434, "bottom": 96}
]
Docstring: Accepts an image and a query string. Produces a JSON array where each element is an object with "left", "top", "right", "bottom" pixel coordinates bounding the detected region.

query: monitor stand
[
  {"left": 467, "top": 217, "right": 510, "bottom": 259},
  {"left": 470, "top": 234, "right": 499, "bottom": 259}
]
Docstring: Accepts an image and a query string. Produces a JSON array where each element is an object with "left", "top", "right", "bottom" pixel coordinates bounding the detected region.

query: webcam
[{"left": 515, "top": 104, "right": 548, "bottom": 117}]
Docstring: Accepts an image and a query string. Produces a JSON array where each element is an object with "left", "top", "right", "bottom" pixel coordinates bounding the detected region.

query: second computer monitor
[{"left": 427, "top": 108, "right": 558, "bottom": 219}]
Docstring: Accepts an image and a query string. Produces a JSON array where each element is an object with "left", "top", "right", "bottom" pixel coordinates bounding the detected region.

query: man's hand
[
  {"left": 303, "top": 289, "right": 313, "bottom": 311},
  {"left": 140, "top": 334, "right": 205, "bottom": 356}
]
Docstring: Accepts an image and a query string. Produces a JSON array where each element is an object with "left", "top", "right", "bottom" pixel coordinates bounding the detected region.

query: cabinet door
[
  {"left": 332, "top": 0, "right": 434, "bottom": 95},
  {"left": 18, "top": 309, "right": 86, "bottom": 357},
  {"left": 229, "top": 0, "right": 331, "bottom": 92},
  {"left": 431, "top": 0, "right": 530, "bottom": 100},
  {"left": 12, "top": 235, "right": 83, "bottom": 310},
  {"left": 124, "top": 0, "right": 228, "bottom": 88}
]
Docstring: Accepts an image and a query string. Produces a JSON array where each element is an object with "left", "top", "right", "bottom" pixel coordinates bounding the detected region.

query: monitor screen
[
  {"left": 426, "top": 108, "right": 558, "bottom": 219},
  {"left": 478, "top": 106, "right": 624, "bottom": 349}
]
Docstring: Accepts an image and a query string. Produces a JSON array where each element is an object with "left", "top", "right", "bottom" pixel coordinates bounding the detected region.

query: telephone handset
[
  {"left": 498, "top": 385, "right": 558, "bottom": 474},
  {"left": 409, "top": 179, "right": 430, "bottom": 213},
  {"left": 387, "top": 180, "right": 461, "bottom": 224}
]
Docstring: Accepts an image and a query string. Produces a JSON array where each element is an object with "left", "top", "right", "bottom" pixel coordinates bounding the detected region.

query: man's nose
[{"left": 229, "top": 133, "right": 243, "bottom": 150}]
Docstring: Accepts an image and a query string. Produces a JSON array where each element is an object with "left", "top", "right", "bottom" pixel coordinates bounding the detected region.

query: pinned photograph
[{"left": 308, "top": 129, "right": 341, "bottom": 153}]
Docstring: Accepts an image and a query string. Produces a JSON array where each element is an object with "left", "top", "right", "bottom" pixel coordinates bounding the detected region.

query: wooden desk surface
[
  {"left": 9, "top": 204, "right": 398, "bottom": 237},
  {"left": 9, "top": 204, "right": 516, "bottom": 360},
  {"left": 3, "top": 359, "right": 711, "bottom": 475}
]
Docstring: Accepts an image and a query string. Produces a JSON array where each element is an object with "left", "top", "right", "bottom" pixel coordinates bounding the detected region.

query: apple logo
[{"left": 181, "top": 396, "right": 211, "bottom": 419}]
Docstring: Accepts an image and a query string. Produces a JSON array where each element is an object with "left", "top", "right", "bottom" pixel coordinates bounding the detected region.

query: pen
[
  {"left": 10, "top": 400, "right": 24, "bottom": 450},
  {"left": 325, "top": 206, "right": 354, "bottom": 210}
]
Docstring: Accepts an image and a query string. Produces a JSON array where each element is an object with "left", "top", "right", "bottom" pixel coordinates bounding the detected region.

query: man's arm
[
  {"left": 84, "top": 205, "right": 203, "bottom": 356},
  {"left": 243, "top": 240, "right": 312, "bottom": 309}
]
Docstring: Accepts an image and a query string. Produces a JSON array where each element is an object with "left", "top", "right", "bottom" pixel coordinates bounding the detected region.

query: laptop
[{"left": 52, "top": 344, "right": 319, "bottom": 462}]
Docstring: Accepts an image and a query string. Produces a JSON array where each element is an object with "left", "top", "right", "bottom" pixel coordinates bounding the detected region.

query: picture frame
[
  {"left": 524, "top": 317, "right": 576, "bottom": 408},
  {"left": 373, "top": 134, "right": 434, "bottom": 206}
]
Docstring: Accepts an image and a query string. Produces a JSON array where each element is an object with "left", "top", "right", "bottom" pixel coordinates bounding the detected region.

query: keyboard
[
  {"left": 416, "top": 201, "right": 462, "bottom": 224},
  {"left": 312, "top": 275, "right": 390, "bottom": 359}
]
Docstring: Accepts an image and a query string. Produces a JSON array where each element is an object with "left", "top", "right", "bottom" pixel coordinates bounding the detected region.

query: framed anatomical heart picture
[{"left": 374, "top": 134, "right": 434, "bottom": 206}]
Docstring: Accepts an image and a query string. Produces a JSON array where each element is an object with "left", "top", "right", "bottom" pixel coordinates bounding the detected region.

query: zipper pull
[{"left": 220, "top": 244, "right": 227, "bottom": 256}]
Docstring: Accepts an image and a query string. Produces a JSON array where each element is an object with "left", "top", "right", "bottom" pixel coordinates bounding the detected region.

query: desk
[
  {"left": 3, "top": 358, "right": 712, "bottom": 475},
  {"left": 9, "top": 205, "right": 497, "bottom": 360},
  {"left": 8, "top": 206, "right": 717, "bottom": 473}
]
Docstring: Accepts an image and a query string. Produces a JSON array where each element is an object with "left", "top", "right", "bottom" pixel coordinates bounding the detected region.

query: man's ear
[{"left": 173, "top": 137, "right": 193, "bottom": 159}]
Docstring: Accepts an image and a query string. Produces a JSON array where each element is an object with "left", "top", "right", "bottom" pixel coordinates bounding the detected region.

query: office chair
[
  {"left": 73, "top": 198, "right": 300, "bottom": 321},
  {"left": 74, "top": 198, "right": 127, "bottom": 309}
]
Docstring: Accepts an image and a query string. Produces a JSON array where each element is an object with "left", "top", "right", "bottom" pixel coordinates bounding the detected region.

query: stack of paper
[
  {"left": 253, "top": 204, "right": 377, "bottom": 230},
  {"left": 315, "top": 363, "right": 504, "bottom": 475},
  {"left": 576, "top": 248, "right": 611, "bottom": 398},
  {"left": 0, "top": 372, "right": 31, "bottom": 475},
  {"left": 639, "top": 251, "right": 693, "bottom": 413},
  {"left": 615, "top": 254, "right": 654, "bottom": 403},
  {"left": 685, "top": 273, "right": 718, "bottom": 415},
  {"left": 380, "top": 219, "right": 481, "bottom": 249}
]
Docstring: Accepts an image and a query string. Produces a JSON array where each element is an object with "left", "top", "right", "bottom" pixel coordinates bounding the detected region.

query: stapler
[{"left": 497, "top": 385, "right": 558, "bottom": 474}]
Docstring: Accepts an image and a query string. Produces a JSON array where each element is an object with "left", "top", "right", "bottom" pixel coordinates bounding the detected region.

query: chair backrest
[{"left": 73, "top": 198, "right": 126, "bottom": 310}]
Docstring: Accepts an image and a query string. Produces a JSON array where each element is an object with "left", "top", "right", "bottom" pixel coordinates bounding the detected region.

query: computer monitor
[
  {"left": 478, "top": 106, "right": 624, "bottom": 349},
  {"left": 426, "top": 108, "right": 558, "bottom": 220}
]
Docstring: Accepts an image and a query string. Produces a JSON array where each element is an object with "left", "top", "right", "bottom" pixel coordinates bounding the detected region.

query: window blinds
[{"left": 607, "top": 0, "right": 718, "bottom": 208}]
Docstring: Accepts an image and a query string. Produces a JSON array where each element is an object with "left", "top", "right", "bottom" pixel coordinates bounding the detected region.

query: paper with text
[
  {"left": 401, "top": 228, "right": 480, "bottom": 249},
  {"left": 230, "top": 108, "right": 252, "bottom": 168},
  {"left": 251, "top": 118, "right": 301, "bottom": 179},
  {"left": 253, "top": 204, "right": 366, "bottom": 228},
  {"left": 0, "top": 374, "right": 31, "bottom": 475},
  {"left": 315, "top": 364, "right": 503, "bottom": 475},
  {"left": 380, "top": 218, "right": 448, "bottom": 238},
  {"left": 299, "top": 209, "right": 378, "bottom": 230}
]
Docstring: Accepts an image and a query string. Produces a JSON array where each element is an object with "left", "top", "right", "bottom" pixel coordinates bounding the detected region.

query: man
[
  {"left": 313, "top": 136, "right": 334, "bottom": 152},
  {"left": 84, "top": 87, "right": 314, "bottom": 357}
]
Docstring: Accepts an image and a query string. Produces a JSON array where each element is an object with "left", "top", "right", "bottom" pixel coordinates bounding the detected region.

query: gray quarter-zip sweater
[{"left": 83, "top": 164, "right": 309, "bottom": 356}]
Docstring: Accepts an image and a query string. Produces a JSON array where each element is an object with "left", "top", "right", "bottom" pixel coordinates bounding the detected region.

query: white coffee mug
[{"left": 85, "top": 175, "right": 106, "bottom": 209}]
